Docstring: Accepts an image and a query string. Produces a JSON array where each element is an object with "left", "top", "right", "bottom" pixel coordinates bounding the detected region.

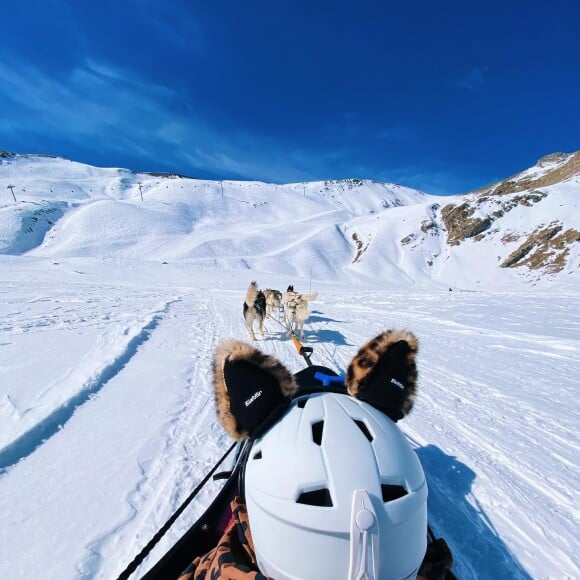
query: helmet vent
[
  {"left": 253, "top": 450, "right": 262, "bottom": 460},
  {"left": 311, "top": 421, "right": 324, "bottom": 445},
  {"left": 296, "top": 488, "right": 333, "bottom": 507},
  {"left": 297, "top": 398, "right": 308, "bottom": 409},
  {"left": 381, "top": 484, "right": 408, "bottom": 502},
  {"left": 354, "top": 419, "right": 373, "bottom": 442}
]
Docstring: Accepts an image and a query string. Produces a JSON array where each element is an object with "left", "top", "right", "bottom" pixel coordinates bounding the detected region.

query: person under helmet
[{"left": 179, "top": 329, "right": 454, "bottom": 580}]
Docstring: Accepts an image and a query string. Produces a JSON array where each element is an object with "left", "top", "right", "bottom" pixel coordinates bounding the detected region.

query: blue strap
[{"left": 314, "top": 371, "right": 346, "bottom": 386}]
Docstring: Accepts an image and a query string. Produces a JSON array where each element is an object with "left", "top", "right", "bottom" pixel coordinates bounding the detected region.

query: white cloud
[{"left": 0, "top": 56, "right": 319, "bottom": 181}]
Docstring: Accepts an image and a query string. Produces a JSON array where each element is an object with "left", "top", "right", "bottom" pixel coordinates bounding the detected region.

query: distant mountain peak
[
  {"left": 470, "top": 150, "right": 580, "bottom": 198},
  {"left": 537, "top": 152, "right": 571, "bottom": 166}
]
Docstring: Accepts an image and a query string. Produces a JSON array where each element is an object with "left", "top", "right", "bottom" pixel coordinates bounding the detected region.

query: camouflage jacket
[{"left": 178, "top": 497, "right": 454, "bottom": 580}]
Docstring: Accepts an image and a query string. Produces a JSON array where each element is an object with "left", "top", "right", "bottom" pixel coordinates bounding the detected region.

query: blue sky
[{"left": 0, "top": 0, "right": 578, "bottom": 194}]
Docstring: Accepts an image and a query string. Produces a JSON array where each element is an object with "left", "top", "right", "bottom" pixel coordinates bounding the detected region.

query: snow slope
[{"left": 3, "top": 153, "right": 577, "bottom": 290}]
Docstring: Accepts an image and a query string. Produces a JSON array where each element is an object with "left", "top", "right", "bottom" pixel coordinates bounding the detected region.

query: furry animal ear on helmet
[
  {"left": 345, "top": 329, "right": 418, "bottom": 422},
  {"left": 212, "top": 340, "right": 298, "bottom": 440}
]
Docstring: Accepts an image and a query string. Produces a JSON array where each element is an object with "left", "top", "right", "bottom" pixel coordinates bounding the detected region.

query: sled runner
[{"left": 118, "top": 331, "right": 455, "bottom": 579}]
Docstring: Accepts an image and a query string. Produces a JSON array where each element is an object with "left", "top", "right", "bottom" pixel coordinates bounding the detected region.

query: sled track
[{"left": 0, "top": 301, "right": 175, "bottom": 473}]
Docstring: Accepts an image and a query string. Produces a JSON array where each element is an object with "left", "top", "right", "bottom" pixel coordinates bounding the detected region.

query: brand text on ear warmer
[
  {"left": 245, "top": 390, "right": 263, "bottom": 406},
  {"left": 390, "top": 378, "right": 405, "bottom": 390}
]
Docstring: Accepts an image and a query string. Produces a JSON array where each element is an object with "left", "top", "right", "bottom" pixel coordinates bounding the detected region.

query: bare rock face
[
  {"left": 501, "top": 224, "right": 580, "bottom": 273},
  {"left": 440, "top": 202, "right": 492, "bottom": 246},
  {"left": 434, "top": 152, "right": 579, "bottom": 277},
  {"left": 537, "top": 152, "right": 570, "bottom": 166}
]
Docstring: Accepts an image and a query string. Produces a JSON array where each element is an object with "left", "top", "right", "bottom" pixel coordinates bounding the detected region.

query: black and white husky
[{"left": 243, "top": 281, "right": 267, "bottom": 340}]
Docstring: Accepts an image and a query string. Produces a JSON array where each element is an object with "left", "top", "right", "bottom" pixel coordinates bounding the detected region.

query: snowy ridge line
[{"left": 0, "top": 299, "right": 180, "bottom": 473}]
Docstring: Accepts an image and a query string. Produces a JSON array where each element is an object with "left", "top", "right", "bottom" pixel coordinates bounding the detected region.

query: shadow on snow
[
  {"left": 416, "top": 444, "right": 532, "bottom": 579},
  {"left": 308, "top": 310, "right": 343, "bottom": 324}
]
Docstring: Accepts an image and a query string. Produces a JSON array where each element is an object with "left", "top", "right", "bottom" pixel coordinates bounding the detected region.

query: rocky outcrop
[
  {"left": 352, "top": 232, "right": 369, "bottom": 263},
  {"left": 441, "top": 190, "right": 550, "bottom": 246},
  {"left": 501, "top": 223, "right": 580, "bottom": 273},
  {"left": 440, "top": 203, "right": 493, "bottom": 245}
]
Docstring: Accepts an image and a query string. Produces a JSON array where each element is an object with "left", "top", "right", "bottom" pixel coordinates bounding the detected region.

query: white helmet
[{"left": 244, "top": 392, "right": 427, "bottom": 580}]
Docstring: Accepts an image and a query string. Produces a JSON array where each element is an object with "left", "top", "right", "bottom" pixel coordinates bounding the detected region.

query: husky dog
[
  {"left": 243, "top": 282, "right": 267, "bottom": 340},
  {"left": 264, "top": 289, "right": 283, "bottom": 321},
  {"left": 284, "top": 291, "right": 318, "bottom": 339}
]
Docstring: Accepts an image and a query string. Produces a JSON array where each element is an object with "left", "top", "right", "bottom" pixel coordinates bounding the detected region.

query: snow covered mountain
[
  {"left": 1, "top": 150, "right": 578, "bottom": 579},
  {"left": 1, "top": 150, "right": 577, "bottom": 290},
  {"left": 341, "top": 151, "right": 579, "bottom": 289}
]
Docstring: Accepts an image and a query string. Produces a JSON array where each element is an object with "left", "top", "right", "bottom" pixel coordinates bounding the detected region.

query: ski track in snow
[
  {"left": 73, "top": 299, "right": 197, "bottom": 577},
  {"left": 0, "top": 300, "right": 177, "bottom": 472},
  {"left": 0, "top": 283, "right": 578, "bottom": 579}
]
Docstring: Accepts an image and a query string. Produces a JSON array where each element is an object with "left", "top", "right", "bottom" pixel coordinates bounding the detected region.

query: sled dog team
[{"left": 243, "top": 281, "right": 318, "bottom": 340}]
